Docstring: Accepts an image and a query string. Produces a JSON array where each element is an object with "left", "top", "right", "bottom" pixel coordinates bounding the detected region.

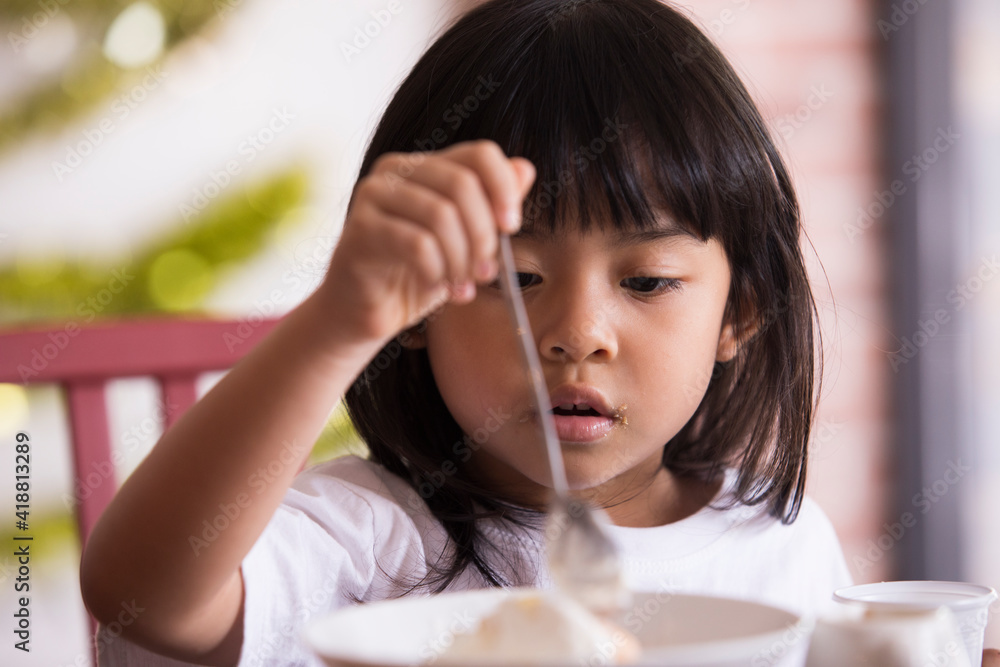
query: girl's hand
[
  {"left": 321, "top": 140, "right": 536, "bottom": 344},
  {"left": 985, "top": 649, "right": 1000, "bottom": 667}
]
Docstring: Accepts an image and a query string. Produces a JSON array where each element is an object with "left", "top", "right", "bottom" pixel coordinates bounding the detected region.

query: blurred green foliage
[
  {"left": 0, "top": 168, "right": 310, "bottom": 323},
  {"left": 0, "top": 0, "right": 221, "bottom": 153}
]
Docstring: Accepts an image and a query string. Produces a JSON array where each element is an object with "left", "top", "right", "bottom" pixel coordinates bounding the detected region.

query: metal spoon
[{"left": 495, "top": 234, "right": 630, "bottom": 616}]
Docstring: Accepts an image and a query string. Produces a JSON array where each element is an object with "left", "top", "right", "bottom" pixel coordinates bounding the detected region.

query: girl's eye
[
  {"left": 489, "top": 272, "right": 541, "bottom": 290},
  {"left": 621, "top": 276, "right": 682, "bottom": 294},
  {"left": 516, "top": 272, "right": 541, "bottom": 289}
]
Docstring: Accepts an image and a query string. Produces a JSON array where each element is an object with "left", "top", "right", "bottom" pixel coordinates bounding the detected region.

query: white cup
[
  {"left": 833, "top": 581, "right": 998, "bottom": 667},
  {"left": 807, "top": 606, "right": 971, "bottom": 667}
]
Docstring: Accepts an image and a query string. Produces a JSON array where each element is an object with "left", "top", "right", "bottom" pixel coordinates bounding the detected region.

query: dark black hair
[{"left": 344, "top": 0, "right": 818, "bottom": 593}]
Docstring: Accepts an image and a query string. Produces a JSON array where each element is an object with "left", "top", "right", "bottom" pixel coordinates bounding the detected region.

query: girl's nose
[{"left": 537, "top": 291, "right": 618, "bottom": 364}]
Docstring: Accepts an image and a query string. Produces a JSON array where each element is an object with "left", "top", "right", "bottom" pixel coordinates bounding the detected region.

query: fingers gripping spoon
[{"left": 496, "top": 234, "right": 630, "bottom": 617}]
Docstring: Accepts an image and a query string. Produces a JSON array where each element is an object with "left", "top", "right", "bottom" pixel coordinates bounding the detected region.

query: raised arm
[
  {"left": 79, "top": 141, "right": 534, "bottom": 665},
  {"left": 79, "top": 288, "right": 393, "bottom": 663}
]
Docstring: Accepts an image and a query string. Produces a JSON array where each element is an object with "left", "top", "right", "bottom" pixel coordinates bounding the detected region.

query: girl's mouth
[
  {"left": 545, "top": 402, "right": 627, "bottom": 442},
  {"left": 514, "top": 387, "right": 629, "bottom": 441},
  {"left": 549, "top": 410, "right": 616, "bottom": 442},
  {"left": 551, "top": 404, "right": 603, "bottom": 417}
]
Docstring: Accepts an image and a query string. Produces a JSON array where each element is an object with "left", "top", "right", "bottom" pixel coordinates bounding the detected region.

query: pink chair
[{"left": 0, "top": 316, "right": 279, "bottom": 659}]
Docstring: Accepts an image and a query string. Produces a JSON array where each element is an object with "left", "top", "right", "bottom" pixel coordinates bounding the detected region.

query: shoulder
[
  {"left": 756, "top": 495, "right": 843, "bottom": 551},
  {"left": 291, "top": 454, "right": 412, "bottom": 501},
  {"left": 715, "top": 493, "right": 847, "bottom": 566},
  {"left": 251, "top": 455, "right": 445, "bottom": 576},
  {"left": 703, "top": 471, "right": 844, "bottom": 551},
  {"left": 627, "top": 477, "right": 855, "bottom": 617},
  {"left": 244, "top": 455, "right": 446, "bottom": 599},
  {"left": 789, "top": 495, "right": 844, "bottom": 547},
  {"left": 237, "top": 458, "right": 448, "bottom": 665},
  {"left": 285, "top": 455, "right": 430, "bottom": 522},
  {"left": 719, "top": 494, "right": 854, "bottom": 615}
]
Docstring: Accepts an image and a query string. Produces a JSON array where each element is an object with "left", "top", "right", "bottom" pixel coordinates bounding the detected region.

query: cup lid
[{"left": 834, "top": 580, "right": 998, "bottom": 613}]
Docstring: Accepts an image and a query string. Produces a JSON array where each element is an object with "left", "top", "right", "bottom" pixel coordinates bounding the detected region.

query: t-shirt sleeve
[
  {"left": 703, "top": 496, "right": 854, "bottom": 620},
  {"left": 238, "top": 460, "right": 436, "bottom": 666},
  {"left": 237, "top": 502, "right": 374, "bottom": 666}
]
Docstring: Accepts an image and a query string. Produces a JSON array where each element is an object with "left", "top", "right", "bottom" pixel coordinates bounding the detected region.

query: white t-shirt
[{"left": 96, "top": 455, "right": 852, "bottom": 666}]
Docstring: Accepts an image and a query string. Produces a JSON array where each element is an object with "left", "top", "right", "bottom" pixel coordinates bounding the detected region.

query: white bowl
[{"left": 302, "top": 588, "right": 811, "bottom": 667}]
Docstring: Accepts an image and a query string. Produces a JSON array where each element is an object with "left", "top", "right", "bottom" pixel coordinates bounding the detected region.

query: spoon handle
[{"left": 496, "top": 234, "right": 567, "bottom": 495}]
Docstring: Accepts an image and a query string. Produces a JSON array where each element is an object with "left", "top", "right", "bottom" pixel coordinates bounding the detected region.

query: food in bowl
[{"left": 437, "top": 590, "right": 641, "bottom": 665}]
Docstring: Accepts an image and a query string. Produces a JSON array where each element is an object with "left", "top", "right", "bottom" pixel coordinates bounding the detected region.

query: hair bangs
[{"left": 360, "top": 0, "right": 759, "bottom": 241}]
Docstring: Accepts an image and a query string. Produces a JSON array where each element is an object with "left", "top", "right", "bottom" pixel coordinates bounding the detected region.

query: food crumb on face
[{"left": 613, "top": 403, "right": 628, "bottom": 427}]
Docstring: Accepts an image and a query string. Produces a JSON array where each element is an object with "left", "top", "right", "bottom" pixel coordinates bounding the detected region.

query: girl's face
[{"left": 422, "top": 217, "right": 736, "bottom": 521}]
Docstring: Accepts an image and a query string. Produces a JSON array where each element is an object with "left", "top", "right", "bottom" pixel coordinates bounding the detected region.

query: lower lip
[{"left": 550, "top": 414, "right": 615, "bottom": 442}]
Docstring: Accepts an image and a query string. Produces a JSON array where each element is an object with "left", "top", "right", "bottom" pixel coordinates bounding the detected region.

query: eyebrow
[
  {"left": 514, "top": 225, "right": 703, "bottom": 248},
  {"left": 607, "top": 226, "right": 704, "bottom": 249}
]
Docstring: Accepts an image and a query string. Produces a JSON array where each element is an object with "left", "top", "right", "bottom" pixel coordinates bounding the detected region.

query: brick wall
[{"left": 684, "top": 0, "right": 891, "bottom": 583}]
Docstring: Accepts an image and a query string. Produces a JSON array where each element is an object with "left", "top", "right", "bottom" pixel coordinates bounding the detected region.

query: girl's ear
[
  {"left": 716, "top": 323, "right": 739, "bottom": 363},
  {"left": 716, "top": 303, "right": 758, "bottom": 363}
]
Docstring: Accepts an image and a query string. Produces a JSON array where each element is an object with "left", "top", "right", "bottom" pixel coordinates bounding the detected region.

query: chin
[{"left": 562, "top": 468, "right": 619, "bottom": 493}]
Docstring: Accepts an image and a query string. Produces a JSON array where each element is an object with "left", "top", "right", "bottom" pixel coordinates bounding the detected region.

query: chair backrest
[
  {"left": 0, "top": 317, "right": 280, "bottom": 546},
  {"left": 0, "top": 317, "right": 280, "bottom": 662}
]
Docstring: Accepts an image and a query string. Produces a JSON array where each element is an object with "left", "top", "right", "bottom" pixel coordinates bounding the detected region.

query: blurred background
[{"left": 0, "top": 0, "right": 997, "bottom": 664}]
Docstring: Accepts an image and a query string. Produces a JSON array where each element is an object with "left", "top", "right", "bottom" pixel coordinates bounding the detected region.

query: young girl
[{"left": 81, "top": 0, "right": 854, "bottom": 664}]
